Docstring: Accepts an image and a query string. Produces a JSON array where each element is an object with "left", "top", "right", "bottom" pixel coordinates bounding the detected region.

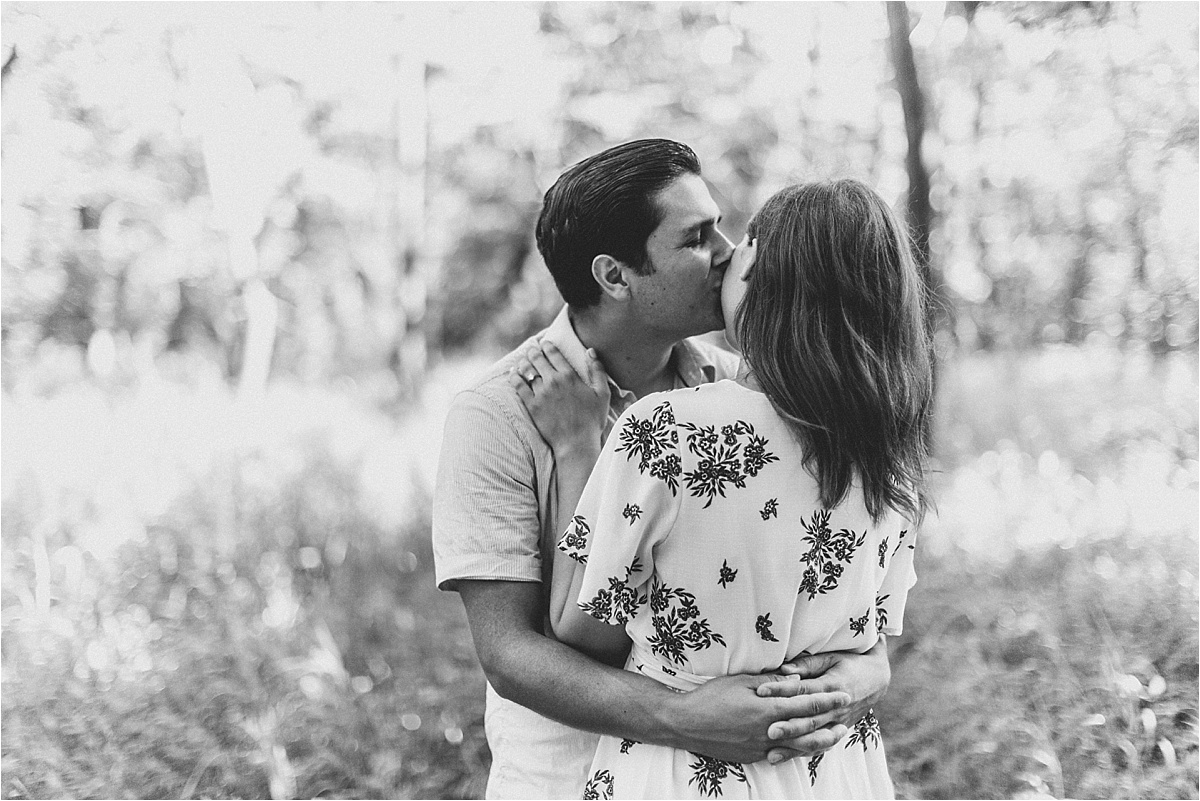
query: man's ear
[{"left": 591, "top": 254, "right": 631, "bottom": 301}]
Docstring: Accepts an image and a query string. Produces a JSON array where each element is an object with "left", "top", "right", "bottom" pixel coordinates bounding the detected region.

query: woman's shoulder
[{"left": 616, "top": 381, "right": 779, "bottom": 437}]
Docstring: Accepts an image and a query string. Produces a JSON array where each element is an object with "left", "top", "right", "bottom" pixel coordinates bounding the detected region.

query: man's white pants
[{"left": 483, "top": 683, "right": 600, "bottom": 799}]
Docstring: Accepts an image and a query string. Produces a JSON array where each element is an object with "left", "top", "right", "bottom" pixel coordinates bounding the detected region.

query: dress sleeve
[
  {"left": 875, "top": 522, "right": 918, "bottom": 637},
  {"left": 558, "top": 398, "right": 684, "bottom": 626}
]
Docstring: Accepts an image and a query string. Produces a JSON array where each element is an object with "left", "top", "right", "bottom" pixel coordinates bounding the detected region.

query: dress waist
[{"left": 626, "top": 642, "right": 715, "bottom": 693}]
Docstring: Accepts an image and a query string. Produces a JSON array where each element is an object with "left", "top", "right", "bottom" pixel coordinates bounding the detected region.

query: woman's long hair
[{"left": 737, "top": 180, "right": 934, "bottom": 523}]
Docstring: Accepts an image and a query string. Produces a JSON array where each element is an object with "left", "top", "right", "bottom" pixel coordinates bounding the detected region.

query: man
[{"left": 433, "top": 139, "right": 891, "bottom": 799}]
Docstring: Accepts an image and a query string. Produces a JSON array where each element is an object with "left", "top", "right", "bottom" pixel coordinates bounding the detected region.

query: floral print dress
[{"left": 559, "top": 381, "right": 917, "bottom": 800}]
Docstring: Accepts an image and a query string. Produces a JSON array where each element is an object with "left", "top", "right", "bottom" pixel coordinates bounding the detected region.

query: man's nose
[{"left": 714, "top": 228, "right": 735, "bottom": 267}]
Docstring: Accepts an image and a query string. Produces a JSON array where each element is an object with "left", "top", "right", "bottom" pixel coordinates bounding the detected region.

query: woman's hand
[
  {"left": 509, "top": 341, "right": 610, "bottom": 458},
  {"left": 754, "top": 637, "right": 891, "bottom": 762},
  {"left": 732, "top": 234, "right": 757, "bottom": 280}
]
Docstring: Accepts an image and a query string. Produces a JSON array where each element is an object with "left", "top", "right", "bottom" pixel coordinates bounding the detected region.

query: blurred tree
[
  {"left": 887, "top": 1, "right": 947, "bottom": 337},
  {"left": 1, "top": 1, "right": 1195, "bottom": 396}
]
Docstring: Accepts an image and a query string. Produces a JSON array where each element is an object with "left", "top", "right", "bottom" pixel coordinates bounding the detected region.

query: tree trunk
[
  {"left": 391, "top": 13, "right": 434, "bottom": 397},
  {"left": 187, "top": 28, "right": 278, "bottom": 400},
  {"left": 886, "top": 2, "right": 941, "bottom": 319}
]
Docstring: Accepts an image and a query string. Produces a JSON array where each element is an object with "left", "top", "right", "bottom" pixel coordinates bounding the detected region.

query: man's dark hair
[{"left": 535, "top": 139, "right": 702, "bottom": 308}]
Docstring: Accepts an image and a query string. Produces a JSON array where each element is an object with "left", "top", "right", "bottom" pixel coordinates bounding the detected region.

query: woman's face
[{"left": 721, "top": 234, "right": 755, "bottom": 350}]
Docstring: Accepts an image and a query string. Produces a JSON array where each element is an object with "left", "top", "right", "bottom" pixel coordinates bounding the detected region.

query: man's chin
[{"left": 683, "top": 315, "right": 724, "bottom": 340}]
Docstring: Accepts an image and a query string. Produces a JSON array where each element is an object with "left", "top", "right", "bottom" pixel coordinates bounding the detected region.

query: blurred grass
[{"left": 1, "top": 345, "right": 1197, "bottom": 799}]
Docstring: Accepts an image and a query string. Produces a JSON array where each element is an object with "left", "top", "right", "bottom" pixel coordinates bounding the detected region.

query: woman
[{"left": 515, "top": 179, "right": 934, "bottom": 799}]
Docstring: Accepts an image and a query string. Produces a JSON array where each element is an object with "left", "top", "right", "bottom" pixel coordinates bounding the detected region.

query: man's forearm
[
  {"left": 483, "top": 620, "right": 681, "bottom": 742},
  {"left": 460, "top": 580, "right": 852, "bottom": 764}
]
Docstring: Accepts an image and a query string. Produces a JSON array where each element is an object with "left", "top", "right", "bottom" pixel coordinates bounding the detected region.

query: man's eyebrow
[{"left": 681, "top": 215, "right": 721, "bottom": 235}]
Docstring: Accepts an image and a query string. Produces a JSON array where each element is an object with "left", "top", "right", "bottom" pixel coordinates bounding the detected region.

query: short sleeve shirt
[{"left": 433, "top": 307, "right": 740, "bottom": 595}]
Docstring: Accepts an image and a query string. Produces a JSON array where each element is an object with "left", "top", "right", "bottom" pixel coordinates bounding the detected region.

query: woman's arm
[
  {"left": 547, "top": 439, "right": 633, "bottom": 666},
  {"left": 510, "top": 341, "right": 630, "bottom": 664}
]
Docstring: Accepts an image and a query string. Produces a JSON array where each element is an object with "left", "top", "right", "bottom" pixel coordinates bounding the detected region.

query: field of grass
[{"left": 1, "top": 345, "right": 1196, "bottom": 799}]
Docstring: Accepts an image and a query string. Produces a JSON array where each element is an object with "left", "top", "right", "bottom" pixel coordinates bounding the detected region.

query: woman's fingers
[
  {"left": 511, "top": 354, "right": 540, "bottom": 384},
  {"left": 584, "top": 348, "right": 609, "bottom": 395},
  {"left": 540, "top": 340, "right": 575, "bottom": 377},
  {"left": 507, "top": 370, "right": 534, "bottom": 401},
  {"left": 525, "top": 344, "right": 555, "bottom": 383}
]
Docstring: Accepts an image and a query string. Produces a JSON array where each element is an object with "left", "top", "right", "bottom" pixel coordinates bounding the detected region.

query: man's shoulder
[{"left": 446, "top": 335, "right": 543, "bottom": 427}]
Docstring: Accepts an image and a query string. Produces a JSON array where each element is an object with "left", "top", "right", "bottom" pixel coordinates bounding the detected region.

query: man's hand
[
  {"left": 660, "top": 673, "right": 851, "bottom": 764},
  {"left": 755, "top": 637, "right": 891, "bottom": 760}
]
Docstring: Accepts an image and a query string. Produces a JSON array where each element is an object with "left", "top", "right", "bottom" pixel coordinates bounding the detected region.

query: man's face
[{"left": 626, "top": 173, "right": 734, "bottom": 340}]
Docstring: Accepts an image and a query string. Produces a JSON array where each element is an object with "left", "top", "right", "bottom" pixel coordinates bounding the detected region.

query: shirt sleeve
[
  {"left": 559, "top": 398, "right": 684, "bottom": 626},
  {"left": 875, "top": 522, "right": 918, "bottom": 637},
  {"left": 432, "top": 388, "right": 542, "bottom": 591}
]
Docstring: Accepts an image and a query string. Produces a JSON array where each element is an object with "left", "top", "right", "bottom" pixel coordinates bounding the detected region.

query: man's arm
[
  {"left": 435, "top": 379, "right": 890, "bottom": 762},
  {"left": 459, "top": 579, "right": 852, "bottom": 764},
  {"left": 501, "top": 344, "right": 894, "bottom": 757}
]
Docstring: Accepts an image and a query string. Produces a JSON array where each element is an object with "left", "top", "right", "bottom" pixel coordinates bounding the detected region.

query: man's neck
[{"left": 570, "top": 307, "right": 678, "bottom": 400}]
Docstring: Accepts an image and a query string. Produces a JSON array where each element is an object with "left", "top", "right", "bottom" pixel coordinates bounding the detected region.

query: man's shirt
[
  {"left": 434, "top": 306, "right": 739, "bottom": 598},
  {"left": 431, "top": 306, "right": 738, "bottom": 798}
]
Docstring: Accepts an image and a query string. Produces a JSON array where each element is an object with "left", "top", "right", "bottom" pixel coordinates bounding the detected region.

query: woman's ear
[{"left": 591, "top": 254, "right": 630, "bottom": 301}]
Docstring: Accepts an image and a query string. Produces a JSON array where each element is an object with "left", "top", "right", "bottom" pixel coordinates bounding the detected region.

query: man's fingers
[
  {"left": 767, "top": 707, "right": 848, "bottom": 741},
  {"left": 756, "top": 677, "right": 806, "bottom": 698},
  {"left": 766, "top": 723, "right": 849, "bottom": 763},
  {"left": 770, "top": 690, "right": 850, "bottom": 723},
  {"left": 758, "top": 676, "right": 839, "bottom": 697}
]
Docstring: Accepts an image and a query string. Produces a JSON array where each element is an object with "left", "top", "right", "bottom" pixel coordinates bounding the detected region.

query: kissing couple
[{"left": 434, "top": 139, "right": 933, "bottom": 799}]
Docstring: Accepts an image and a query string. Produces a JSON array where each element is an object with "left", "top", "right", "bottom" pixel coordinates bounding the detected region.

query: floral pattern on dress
[
  {"left": 615, "top": 401, "right": 680, "bottom": 494},
  {"left": 565, "top": 383, "right": 914, "bottom": 799},
  {"left": 807, "top": 751, "right": 824, "bottom": 784},
  {"left": 850, "top": 608, "right": 871, "bottom": 637},
  {"left": 761, "top": 498, "right": 778, "bottom": 520},
  {"left": 845, "top": 710, "right": 882, "bottom": 752},
  {"left": 579, "top": 557, "right": 645, "bottom": 625},
  {"left": 892, "top": 528, "right": 910, "bottom": 556},
  {"left": 755, "top": 612, "right": 779, "bottom": 642},
  {"left": 647, "top": 577, "right": 726, "bottom": 665},
  {"left": 559, "top": 515, "right": 590, "bottom": 564},
  {"left": 584, "top": 768, "right": 615, "bottom": 800},
  {"left": 798, "top": 510, "right": 867, "bottom": 600},
  {"left": 875, "top": 593, "right": 890, "bottom": 633},
  {"left": 718, "top": 559, "right": 737, "bottom": 588},
  {"left": 687, "top": 752, "right": 748, "bottom": 798},
  {"left": 680, "top": 420, "right": 778, "bottom": 508}
]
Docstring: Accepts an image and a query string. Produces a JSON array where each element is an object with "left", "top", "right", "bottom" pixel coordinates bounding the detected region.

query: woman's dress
[{"left": 559, "top": 380, "right": 917, "bottom": 800}]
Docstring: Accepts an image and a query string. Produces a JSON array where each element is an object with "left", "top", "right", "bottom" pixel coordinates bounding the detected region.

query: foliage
[
  {"left": 881, "top": 532, "right": 1198, "bottom": 800},
  {"left": 2, "top": 433, "right": 487, "bottom": 799},
  {"left": 2, "top": 2, "right": 1195, "bottom": 397},
  {"left": 0, "top": 2, "right": 1196, "bottom": 798},
  {"left": 2, "top": 346, "right": 1195, "bottom": 799}
]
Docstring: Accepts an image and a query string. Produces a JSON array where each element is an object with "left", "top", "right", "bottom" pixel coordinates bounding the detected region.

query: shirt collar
[{"left": 540, "top": 305, "right": 721, "bottom": 399}]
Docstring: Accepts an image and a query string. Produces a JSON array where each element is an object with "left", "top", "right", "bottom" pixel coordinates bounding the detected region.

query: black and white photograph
[{"left": 2, "top": 2, "right": 1197, "bottom": 799}]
